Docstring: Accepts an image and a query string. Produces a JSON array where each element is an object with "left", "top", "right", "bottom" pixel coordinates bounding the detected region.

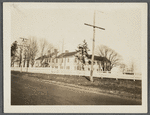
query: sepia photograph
[{"left": 3, "top": 3, "right": 147, "bottom": 113}]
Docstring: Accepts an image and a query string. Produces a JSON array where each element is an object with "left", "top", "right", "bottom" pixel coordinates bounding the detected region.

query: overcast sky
[{"left": 10, "top": 3, "right": 146, "bottom": 73}]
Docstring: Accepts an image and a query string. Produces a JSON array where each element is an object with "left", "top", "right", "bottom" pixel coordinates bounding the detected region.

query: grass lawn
[{"left": 11, "top": 71, "right": 141, "bottom": 100}]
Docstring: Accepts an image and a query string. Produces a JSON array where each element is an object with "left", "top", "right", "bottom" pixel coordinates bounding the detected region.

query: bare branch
[{"left": 96, "top": 44, "right": 122, "bottom": 71}]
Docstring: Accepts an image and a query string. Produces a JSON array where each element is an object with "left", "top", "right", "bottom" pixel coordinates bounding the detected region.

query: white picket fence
[{"left": 11, "top": 67, "right": 142, "bottom": 81}]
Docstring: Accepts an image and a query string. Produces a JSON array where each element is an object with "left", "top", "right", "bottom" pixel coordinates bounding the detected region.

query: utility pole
[
  {"left": 84, "top": 11, "right": 105, "bottom": 82},
  {"left": 18, "top": 37, "right": 28, "bottom": 72}
]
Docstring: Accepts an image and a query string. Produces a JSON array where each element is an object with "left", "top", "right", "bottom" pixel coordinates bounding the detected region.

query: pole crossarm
[{"left": 84, "top": 23, "right": 105, "bottom": 30}]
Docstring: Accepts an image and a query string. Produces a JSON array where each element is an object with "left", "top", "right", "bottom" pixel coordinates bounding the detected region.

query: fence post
[
  {"left": 133, "top": 73, "right": 135, "bottom": 81},
  {"left": 116, "top": 73, "right": 118, "bottom": 80}
]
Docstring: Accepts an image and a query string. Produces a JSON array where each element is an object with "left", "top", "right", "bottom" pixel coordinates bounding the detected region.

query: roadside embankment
[{"left": 11, "top": 71, "right": 141, "bottom": 102}]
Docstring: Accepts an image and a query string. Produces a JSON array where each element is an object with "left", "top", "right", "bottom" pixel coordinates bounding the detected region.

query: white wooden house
[
  {"left": 35, "top": 49, "right": 110, "bottom": 72},
  {"left": 54, "top": 50, "right": 108, "bottom": 72}
]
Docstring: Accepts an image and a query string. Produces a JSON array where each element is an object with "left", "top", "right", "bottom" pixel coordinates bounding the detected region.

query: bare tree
[
  {"left": 39, "top": 38, "right": 49, "bottom": 66},
  {"left": 119, "top": 63, "right": 126, "bottom": 74},
  {"left": 46, "top": 43, "right": 54, "bottom": 56},
  {"left": 96, "top": 45, "right": 122, "bottom": 71},
  {"left": 29, "top": 37, "right": 38, "bottom": 67},
  {"left": 18, "top": 46, "right": 23, "bottom": 67},
  {"left": 23, "top": 48, "right": 27, "bottom": 67},
  {"left": 129, "top": 61, "right": 135, "bottom": 74},
  {"left": 47, "top": 43, "right": 54, "bottom": 62},
  {"left": 19, "top": 37, "right": 38, "bottom": 67},
  {"left": 26, "top": 45, "right": 30, "bottom": 67}
]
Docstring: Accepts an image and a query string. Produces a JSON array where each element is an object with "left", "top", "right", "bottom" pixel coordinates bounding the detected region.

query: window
[
  {"left": 52, "top": 59, "right": 54, "bottom": 63},
  {"left": 56, "top": 59, "right": 58, "bottom": 63},
  {"left": 97, "top": 61, "right": 99, "bottom": 65},
  {"left": 60, "top": 66, "right": 63, "bottom": 69},
  {"left": 66, "top": 66, "right": 70, "bottom": 69},
  {"left": 55, "top": 66, "right": 58, "bottom": 69},
  {"left": 62, "top": 58, "right": 63, "bottom": 63},
  {"left": 68, "top": 58, "right": 69, "bottom": 62},
  {"left": 77, "top": 66, "right": 81, "bottom": 70},
  {"left": 93, "top": 61, "right": 95, "bottom": 65}
]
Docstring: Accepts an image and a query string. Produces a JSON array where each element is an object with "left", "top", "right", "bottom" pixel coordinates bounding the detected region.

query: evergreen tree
[
  {"left": 76, "top": 40, "right": 89, "bottom": 70},
  {"left": 11, "top": 41, "right": 18, "bottom": 66},
  {"left": 11, "top": 41, "right": 18, "bottom": 57}
]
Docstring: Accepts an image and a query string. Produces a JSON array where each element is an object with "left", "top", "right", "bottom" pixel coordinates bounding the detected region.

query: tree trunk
[
  {"left": 27, "top": 60, "right": 30, "bottom": 67},
  {"left": 19, "top": 58, "right": 22, "bottom": 67},
  {"left": 23, "top": 59, "right": 25, "bottom": 67},
  {"left": 90, "top": 70, "right": 94, "bottom": 82}
]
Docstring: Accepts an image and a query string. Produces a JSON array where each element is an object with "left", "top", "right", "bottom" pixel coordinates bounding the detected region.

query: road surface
[{"left": 11, "top": 74, "right": 141, "bottom": 105}]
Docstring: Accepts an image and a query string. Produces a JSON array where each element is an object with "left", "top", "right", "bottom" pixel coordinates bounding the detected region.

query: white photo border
[{"left": 3, "top": 2, "right": 148, "bottom": 113}]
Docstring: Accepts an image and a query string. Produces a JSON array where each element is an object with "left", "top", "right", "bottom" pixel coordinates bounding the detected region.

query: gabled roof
[
  {"left": 56, "top": 51, "right": 110, "bottom": 62},
  {"left": 36, "top": 55, "right": 47, "bottom": 60},
  {"left": 36, "top": 52, "right": 56, "bottom": 60},
  {"left": 56, "top": 51, "right": 78, "bottom": 58},
  {"left": 86, "top": 55, "right": 110, "bottom": 62}
]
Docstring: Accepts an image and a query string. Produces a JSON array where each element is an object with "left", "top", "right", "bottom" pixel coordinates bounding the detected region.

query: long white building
[{"left": 35, "top": 50, "right": 110, "bottom": 72}]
